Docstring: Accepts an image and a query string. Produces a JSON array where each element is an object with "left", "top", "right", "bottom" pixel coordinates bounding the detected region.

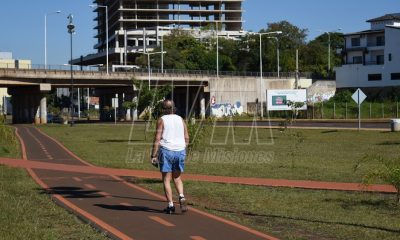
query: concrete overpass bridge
[{"left": 0, "top": 66, "right": 311, "bottom": 124}]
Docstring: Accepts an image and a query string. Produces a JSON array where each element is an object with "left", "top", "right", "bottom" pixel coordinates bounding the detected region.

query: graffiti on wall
[
  {"left": 307, "top": 91, "right": 336, "bottom": 103},
  {"left": 211, "top": 97, "right": 244, "bottom": 117}
]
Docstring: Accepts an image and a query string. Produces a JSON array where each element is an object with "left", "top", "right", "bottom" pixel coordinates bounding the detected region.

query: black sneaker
[
  {"left": 163, "top": 205, "right": 175, "bottom": 214},
  {"left": 179, "top": 196, "right": 188, "bottom": 213}
]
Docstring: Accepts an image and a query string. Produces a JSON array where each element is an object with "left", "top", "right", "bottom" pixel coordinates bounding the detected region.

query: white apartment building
[
  {"left": 73, "top": 0, "right": 245, "bottom": 67},
  {"left": 335, "top": 13, "right": 400, "bottom": 88}
]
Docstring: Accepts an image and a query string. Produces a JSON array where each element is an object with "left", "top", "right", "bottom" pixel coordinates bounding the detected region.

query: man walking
[{"left": 151, "top": 100, "right": 189, "bottom": 214}]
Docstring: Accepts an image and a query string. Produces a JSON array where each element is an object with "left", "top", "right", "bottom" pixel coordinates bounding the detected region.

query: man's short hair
[{"left": 162, "top": 99, "right": 175, "bottom": 114}]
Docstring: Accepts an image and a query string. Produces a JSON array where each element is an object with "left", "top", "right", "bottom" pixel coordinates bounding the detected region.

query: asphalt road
[{"left": 74, "top": 119, "right": 391, "bottom": 130}]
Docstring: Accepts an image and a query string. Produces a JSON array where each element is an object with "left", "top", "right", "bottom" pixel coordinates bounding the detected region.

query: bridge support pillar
[
  {"left": 123, "top": 93, "right": 137, "bottom": 121},
  {"left": 118, "top": 93, "right": 125, "bottom": 121},
  {"left": 95, "top": 88, "right": 137, "bottom": 122},
  {"left": 99, "top": 93, "right": 113, "bottom": 121},
  {"left": 126, "top": 109, "right": 131, "bottom": 121},
  {"left": 40, "top": 97, "right": 47, "bottom": 124},
  {"left": 8, "top": 87, "right": 48, "bottom": 124},
  {"left": 200, "top": 92, "right": 206, "bottom": 120}
]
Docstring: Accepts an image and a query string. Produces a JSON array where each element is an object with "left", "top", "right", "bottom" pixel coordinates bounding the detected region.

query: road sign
[
  {"left": 112, "top": 98, "right": 119, "bottom": 108},
  {"left": 352, "top": 88, "right": 367, "bottom": 105},
  {"left": 352, "top": 88, "right": 367, "bottom": 130},
  {"left": 112, "top": 98, "right": 118, "bottom": 125}
]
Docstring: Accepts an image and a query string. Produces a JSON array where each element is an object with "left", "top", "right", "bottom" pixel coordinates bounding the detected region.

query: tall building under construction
[{"left": 75, "top": 0, "right": 245, "bottom": 66}]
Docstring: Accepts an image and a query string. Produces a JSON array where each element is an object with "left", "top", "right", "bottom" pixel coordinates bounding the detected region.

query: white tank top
[{"left": 160, "top": 114, "right": 186, "bottom": 151}]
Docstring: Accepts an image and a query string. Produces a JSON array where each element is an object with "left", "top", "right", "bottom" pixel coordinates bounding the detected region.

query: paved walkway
[{"left": 12, "top": 126, "right": 278, "bottom": 240}]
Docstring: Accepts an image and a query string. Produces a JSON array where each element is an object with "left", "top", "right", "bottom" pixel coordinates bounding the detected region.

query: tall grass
[{"left": 0, "top": 118, "right": 19, "bottom": 158}]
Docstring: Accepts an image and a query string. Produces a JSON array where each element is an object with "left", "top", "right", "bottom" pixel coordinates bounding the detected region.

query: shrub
[{"left": 355, "top": 154, "right": 400, "bottom": 204}]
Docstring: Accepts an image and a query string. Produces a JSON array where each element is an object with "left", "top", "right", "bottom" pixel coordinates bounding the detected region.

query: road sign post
[
  {"left": 112, "top": 97, "right": 119, "bottom": 125},
  {"left": 352, "top": 88, "right": 367, "bottom": 130}
]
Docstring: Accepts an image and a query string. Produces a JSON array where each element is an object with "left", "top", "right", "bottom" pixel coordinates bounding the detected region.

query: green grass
[
  {"left": 39, "top": 124, "right": 400, "bottom": 183},
  {"left": 0, "top": 125, "right": 20, "bottom": 158},
  {"left": 37, "top": 124, "right": 400, "bottom": 239},
  {"left": 0, "top": 125, "right": 107, "bottom": 240},
  {"left": 134, "top": 179, "right": 400, "bottom": 240},
  {"left": 0, "top": 166, "right": 108, "bottom": 240}
]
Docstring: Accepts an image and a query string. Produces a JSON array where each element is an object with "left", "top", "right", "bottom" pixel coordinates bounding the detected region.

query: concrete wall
[
  {"left": 385, "top": 26, "right": 400, "bottom": 75},
  {"left": 0, "top": 59, "right": 15, "bottom": 68},
  {"left": 209, "top": 77, "right": 312, "bottom": 114},
  {"left": 16, "top": 60, "right": 32, "bottom": 69},
  {"left": 0, "top": 59, "right": 31, "bottom": 69}
]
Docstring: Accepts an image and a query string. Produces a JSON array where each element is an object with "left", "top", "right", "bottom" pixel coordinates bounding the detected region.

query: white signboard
[
  {"left": 267, "top": 89, "right": 307, "bottom": 111},
  {"left": 112, "top": 98, "right": 119, "bottom": 108},
  {"left": 39, "top": 83, "right": 51, "bottom": 92},
  {"left": 352, "top": 88, "right": 367, "bottom": 105}
]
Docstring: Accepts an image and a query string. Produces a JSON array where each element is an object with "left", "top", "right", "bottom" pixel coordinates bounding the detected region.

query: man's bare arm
[
  {"left": 151, "top": 119, "right": 164, "bottom": 158},
  {"left": 182, "top": 119, "right": 189, "bottom": 147}
]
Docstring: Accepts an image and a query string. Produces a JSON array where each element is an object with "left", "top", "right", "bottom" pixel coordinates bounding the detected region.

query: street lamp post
[
  {"left": 267, "top": 36, "right": 280, "bottom": 78},
  {"left": 327, "top": 32, "right": 331, "bottom": 72},
  {"left": 161, "top": 32, "right": 164, "bottom": 73},
  {"left": 139, "top": 51, "right": 167, "bottom": 89},
  {"left": 252, "top": 31, "right": 282, "bottom": 118},
  {"left": 138, "top": 50, "right": 165, "bottom": 127},
  {"left": 44, "top": 11, "right": 61, "bottom": 69},
  {"left": 319, "top": 28, "right": 342, "bottom": 72},
  {"left": 67, "top": 14, "right": 75, "bottom": 127},
  {"left": 90, "top": 4, "right": 108, "bottom": 74},
  {"left": 215, "top": 21, "right": 219, "bottom": 78}
]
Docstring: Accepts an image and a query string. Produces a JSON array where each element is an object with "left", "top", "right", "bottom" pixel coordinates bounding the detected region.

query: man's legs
[
  {"left": 173, "top": 171, "right": 188, "bottom": 212},
  {"left": 172, "top": 171, "right": 183, "bottom": 196},
  {"left": 162, "top": 172, "right": 173, "bottom": 203}
]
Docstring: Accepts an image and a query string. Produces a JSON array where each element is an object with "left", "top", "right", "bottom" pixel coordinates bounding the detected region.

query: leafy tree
[
  {"left": 330, "top": 89, "right": 353, "bottom": 103},
  {"left": 303, "top": 32, "right": 344, "bottom": 77},
  {"left": 132, "top": 20, "right": 345, "bottom": 79},
  {"left": 258, "top": 21, "right": 308, "bottom": 73},
  {"left": 132, "top": 79, "right": 172, "bottom": 120},
  {"left": 286, "top": 100, "right": 306, "bottom": 123},
  {"left": 137, "top": 29, "right": 212, "bottom": 71},
  {"left": 235, "top": 35, "right": 259, "bottom": 72}
]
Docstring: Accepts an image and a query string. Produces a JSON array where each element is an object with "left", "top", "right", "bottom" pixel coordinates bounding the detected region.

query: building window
[
  {"left": 376, "top": 36, "right": 385, "bottom": 46},
  {"left": 351, "top": 37, "right": 361, "bottom": 47},
  {"left": 391, "top": 73, "right": 400, "bottom": 80},
  {"left": 376, "top": 55, "right": 384, "bottom": 65},
  {"left": 353, "top": 56, "right": 362, "bottom": 64},
  {"left": 389, "top": 53, "right": 392, "bottom": 62},
  {"left": 368, "top": 74, "right": 382, "bottom": 81}
]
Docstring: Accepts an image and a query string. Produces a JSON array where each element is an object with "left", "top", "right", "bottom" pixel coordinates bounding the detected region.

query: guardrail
[{"left": 0, "top": 64, "right": 312, "bottom": 79}]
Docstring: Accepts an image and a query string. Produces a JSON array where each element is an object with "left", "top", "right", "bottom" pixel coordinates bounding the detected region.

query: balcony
[
  {"left": 367, "top": 41, "right": 385, "bottom": 47},
  {"left": 365, "top": 61, "right": 384, "bottom": 65}
]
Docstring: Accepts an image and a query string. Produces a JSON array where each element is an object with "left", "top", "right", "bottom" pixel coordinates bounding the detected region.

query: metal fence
[
  {"left": 0, "top": 63, "right": 312, "bottom": 79},
  {"left": 266, "top": 101, "right": 400, "bottom": 120},
  {"left": 305, "top": 101, "right": 400, "bottom": 119}
]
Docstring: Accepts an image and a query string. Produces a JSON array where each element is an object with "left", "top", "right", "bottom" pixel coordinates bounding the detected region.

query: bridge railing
[{"left": 0, "top": 63, "right": 312, "bottom": 79}]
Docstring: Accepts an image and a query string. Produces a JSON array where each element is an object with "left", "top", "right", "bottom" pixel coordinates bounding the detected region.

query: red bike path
[
  {"left": 0, "top": 158, "right": 396, "bottom": 194},
  {"left": 8, "top": 125, "right": 279, "bottom": 240}
]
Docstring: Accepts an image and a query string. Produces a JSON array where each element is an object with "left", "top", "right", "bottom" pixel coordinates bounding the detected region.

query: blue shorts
[{"left": 158, "top": 148, "right": 186, "bottom": 173}]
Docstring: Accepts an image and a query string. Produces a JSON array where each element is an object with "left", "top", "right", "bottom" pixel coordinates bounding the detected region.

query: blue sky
[{"left": 0, "top": 0, "right": 398, "bottom": 65}]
